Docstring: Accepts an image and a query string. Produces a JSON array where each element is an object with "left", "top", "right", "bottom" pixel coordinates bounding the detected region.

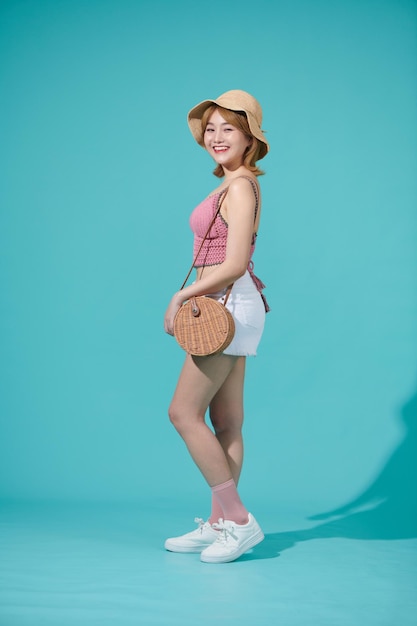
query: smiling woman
[
  {"left": 204, "top": 109, "right": 252, "bottom": 172},
  {"left": 163, "top": 90, "right": 270, "bottom": 564},
  {"left": 201, "top": 105, "right": 266, "bottom": 177}
]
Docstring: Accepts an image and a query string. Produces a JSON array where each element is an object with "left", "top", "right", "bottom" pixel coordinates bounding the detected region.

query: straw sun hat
[{"left": 187, "top": 89, "right": 269, "bottom": 159}]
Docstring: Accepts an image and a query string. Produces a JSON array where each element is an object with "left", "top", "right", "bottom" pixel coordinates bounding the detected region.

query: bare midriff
[{"left": 196, "top": 264, "right": 222, "bottom": 280}]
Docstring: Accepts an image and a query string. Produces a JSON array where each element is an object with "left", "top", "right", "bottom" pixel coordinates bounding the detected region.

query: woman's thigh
[
  {"left": 169, "top": 353, "right": 239, "bottom": 420},
  {"left": 209, "top": 356, "right": 246, "bottom": 432}
]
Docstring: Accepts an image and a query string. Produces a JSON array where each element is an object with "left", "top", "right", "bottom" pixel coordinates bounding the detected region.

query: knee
[
  {"left": 210, "top": 414, "right": 226, "bottom": 435},
  {"left": 168, "top": 402, "right": 205, "bottom": 436},
  {"left": 168, "top": 402, "right": 191, "bottom": 434},
  {"left": 168, "top": 402, "right": 182, "bottom": 431},
  {"left": 210, "top": 411, "right": 242, "bottom": 436}
]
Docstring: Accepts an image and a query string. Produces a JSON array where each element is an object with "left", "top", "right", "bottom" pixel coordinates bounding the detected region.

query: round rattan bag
[{"left": 174, "top": 296, "right": 235, "bottom": 356}]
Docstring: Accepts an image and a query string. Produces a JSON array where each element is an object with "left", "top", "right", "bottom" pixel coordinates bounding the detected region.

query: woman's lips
[{"left": 213, "top": 146, "right": 229, "bottom": 153}]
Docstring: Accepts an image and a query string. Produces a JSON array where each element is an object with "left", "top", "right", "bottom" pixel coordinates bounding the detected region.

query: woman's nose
[{"left": 213, "top": 129, "right": 224, "bottom": 143}]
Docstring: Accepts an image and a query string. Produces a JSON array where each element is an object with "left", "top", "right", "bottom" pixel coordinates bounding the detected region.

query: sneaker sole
[
  {"left": 164, "top": 540, "right": 213, "bottom": 553},
  {"left": 200, "top": 529, "right": 264, "bottom": 564}
]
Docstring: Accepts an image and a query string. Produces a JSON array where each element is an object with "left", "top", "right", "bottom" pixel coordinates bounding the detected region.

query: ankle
[
  {"left": 235, "top": 516, "right": 249, "bottom": 525},
  {"left": 211, "top": 479, "right": 249, "bottom": 526}
]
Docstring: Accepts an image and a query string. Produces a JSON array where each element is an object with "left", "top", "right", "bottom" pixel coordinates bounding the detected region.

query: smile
[{"left": 213, "top": 146, "right": 229, "bottom": 153}]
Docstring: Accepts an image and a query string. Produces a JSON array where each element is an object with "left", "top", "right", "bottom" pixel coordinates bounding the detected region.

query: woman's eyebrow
[{"left": 206, "top": 122, "right": 233, "bottom": 126}]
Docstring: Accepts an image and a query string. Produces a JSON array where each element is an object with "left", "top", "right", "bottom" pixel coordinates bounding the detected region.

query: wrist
[{"left": 173, "top": 291, "right": 185, "bottom": 305}]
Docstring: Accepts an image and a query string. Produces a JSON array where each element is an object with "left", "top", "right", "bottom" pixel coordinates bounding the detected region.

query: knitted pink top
[{"left": 189, "top": 177, "right": 270, "bottom": 312}]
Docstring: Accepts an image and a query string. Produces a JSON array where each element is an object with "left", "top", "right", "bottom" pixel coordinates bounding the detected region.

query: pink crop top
[{"left": 189, "top": 176, "right": 270, "bottom": 312}]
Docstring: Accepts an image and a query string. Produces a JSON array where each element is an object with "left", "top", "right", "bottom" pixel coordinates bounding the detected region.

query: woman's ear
[{"left": 245, "top": 137, "right": 253, "bottom": 152}]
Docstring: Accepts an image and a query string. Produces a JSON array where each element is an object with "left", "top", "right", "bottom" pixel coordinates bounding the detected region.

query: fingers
[
  {"left": 164, "top": 316, "right": 175, "bottom": 335},
  {"left": 164, "top": 299, "right": 181, "bottom": 335}
]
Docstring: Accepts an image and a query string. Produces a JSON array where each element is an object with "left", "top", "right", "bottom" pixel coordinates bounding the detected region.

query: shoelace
[
  {"left": 211, "top": 519, "right": 237, "bottom": 543},
  {"left": 194, "top": 517, "right": 207, "bottom": 534}
]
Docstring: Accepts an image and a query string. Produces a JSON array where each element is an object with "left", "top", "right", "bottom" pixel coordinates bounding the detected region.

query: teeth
[{"left": 214, "top": 147, "right": 228, "bottom": 152}]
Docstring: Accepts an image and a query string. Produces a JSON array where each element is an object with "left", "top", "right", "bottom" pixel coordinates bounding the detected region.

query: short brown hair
[{"left": 201, "top": 105, "right": 265, "bottom": 178}]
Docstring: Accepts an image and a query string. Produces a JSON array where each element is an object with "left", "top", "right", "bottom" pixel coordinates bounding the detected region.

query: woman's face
[{"left": 203, "top": 109, "right": 252, "bottom": 171}]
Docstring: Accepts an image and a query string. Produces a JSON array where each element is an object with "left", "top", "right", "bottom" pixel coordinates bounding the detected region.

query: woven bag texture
[{"left": 174, "top": 296, "right": 235, "bottom": 356}]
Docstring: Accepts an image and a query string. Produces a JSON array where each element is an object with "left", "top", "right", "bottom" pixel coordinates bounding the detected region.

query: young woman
[{"left": 163, "top": 90, "right": 270, "bottom": 564}]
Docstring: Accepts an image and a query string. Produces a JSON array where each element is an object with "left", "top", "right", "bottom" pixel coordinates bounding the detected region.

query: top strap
[{"left": 219, "top": 175, "right": 259, "bottom": 219}]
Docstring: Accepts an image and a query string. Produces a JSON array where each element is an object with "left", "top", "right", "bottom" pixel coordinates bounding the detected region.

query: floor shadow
[{"left": 241, "top": 387, "right": 417, "bottom": 562}]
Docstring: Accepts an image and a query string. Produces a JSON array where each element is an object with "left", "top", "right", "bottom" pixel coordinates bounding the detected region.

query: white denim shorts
[{"left": 207, "top": 270, "right": 266, "bottom": 356}]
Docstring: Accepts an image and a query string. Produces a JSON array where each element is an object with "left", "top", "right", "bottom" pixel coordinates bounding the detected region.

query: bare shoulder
[
  {"left": 228, "top": 175, "right": 258, "bottom": 192},
  {"left": 227, "top": 176, "right": 259, "bottom": 202}
]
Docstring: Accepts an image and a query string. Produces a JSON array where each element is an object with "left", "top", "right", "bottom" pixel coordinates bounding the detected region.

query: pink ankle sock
[
  {"left": 208, "top": 495, "right": 224, "bottom": 525},
  {"left": 211, "top": 478, "right": 249, "bottom": 525}
]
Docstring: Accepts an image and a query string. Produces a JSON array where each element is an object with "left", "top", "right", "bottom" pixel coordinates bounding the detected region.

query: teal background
[
  {"left": 1, "top": 3, "right": 416, "bottom": 625},
  {"left": 1, "top": 0, "right": 416, "bottom": 518}
]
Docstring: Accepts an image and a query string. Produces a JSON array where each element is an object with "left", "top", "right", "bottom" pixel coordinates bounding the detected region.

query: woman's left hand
[{"left": 164, "top": 293, "right": 183, "bottom": 335}]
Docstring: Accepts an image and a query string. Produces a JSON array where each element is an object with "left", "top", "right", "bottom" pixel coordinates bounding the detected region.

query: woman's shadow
[{"left": 243, "top": 389, "right": 417, "bottom": 561}]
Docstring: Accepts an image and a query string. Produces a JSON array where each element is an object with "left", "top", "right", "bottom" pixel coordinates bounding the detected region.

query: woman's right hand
[{"left": 164, "top": 293, "right": 183, "bottom": 336}]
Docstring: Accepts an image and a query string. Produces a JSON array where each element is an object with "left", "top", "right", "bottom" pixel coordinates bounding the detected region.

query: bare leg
[
  {"left": 167, "top": 354, "right": 263, "bottom": 559},
  {"left": 209, "top": 356, "right": 246, "bottom": 485},
  {"left": 207, "top": 357, "right": 246, "bottom": 521},
  {"left": 168, "top": 353, "right": 239, "bottom": 487}
]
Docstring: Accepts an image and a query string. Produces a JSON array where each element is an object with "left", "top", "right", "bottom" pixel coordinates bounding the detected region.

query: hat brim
[{"left": 187, "top": 98, "right": 269, "bottom": 160}]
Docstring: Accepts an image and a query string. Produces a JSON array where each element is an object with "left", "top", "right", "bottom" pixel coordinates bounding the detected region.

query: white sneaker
[
  {"left": 200, "top": 513, "right": 264, "bottom": 563},
  {"left": 164, "top": 518, "right": 218, "bottom": 553}
]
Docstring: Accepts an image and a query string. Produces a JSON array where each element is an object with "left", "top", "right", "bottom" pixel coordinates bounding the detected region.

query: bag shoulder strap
[{"left": 179, "top": 192, "right": 234, "bottom": 307}]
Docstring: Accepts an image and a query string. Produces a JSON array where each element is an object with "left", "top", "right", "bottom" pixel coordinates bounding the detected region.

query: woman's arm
[{"left": 164, "top": 177, "right": 257, "bottom": 334}]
